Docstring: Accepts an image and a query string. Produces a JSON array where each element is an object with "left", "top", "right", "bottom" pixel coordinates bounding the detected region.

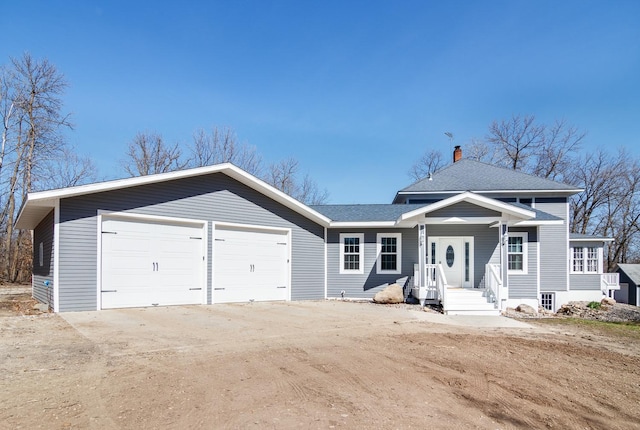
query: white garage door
[
  {"left": 101, "top": 217, "right": 205, "bottom": 309},
  {"left": 214, "top": 225, "right": 289, "bottom": 303}
]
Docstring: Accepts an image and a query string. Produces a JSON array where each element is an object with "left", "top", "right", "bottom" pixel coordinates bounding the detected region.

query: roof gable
[
  {"left": 397, "top": 159, "right": 582, "bottom": 196},
  {"left": 16, "top": 163, "right": 331, "bottom": 229}
]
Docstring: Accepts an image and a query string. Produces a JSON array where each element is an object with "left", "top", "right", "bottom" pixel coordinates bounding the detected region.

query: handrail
[
  {"left": 436, "top": 264, "right": 447, "bottom": 310},
  {"left": 417, "top": 264, "right": 447, "bottom": 309},
  {"left": 485, "top": 263, "right": 502, "bottom": 308},
  {"left": 601, "top": 273, "right": 620, "bottom": 293}
]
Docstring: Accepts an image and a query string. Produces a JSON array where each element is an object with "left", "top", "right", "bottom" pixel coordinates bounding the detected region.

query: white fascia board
[
  {"left": 423, "top": 217, "right": 502, "bottom": 225},
  {"left": 329, "top": 221, "right": 397, "bottom": 228},
  {"left": 17, "top": 163, "right": 331, "bottom": 229},
  {"left": 398, "top": 191, "right": 535, "bottom": 222},
  {"left": 513, "top": 219, "right": 564, "bottom": 226}
]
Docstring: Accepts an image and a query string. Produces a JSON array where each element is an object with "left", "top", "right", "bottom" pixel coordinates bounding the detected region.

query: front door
[{"left": 429, "top": 237, "right": 473, "bottom": 288}]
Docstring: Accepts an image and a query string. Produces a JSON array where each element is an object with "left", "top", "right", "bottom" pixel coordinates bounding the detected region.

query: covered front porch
[{"left": 396, "top": 192, "right": 554, "bottom": 315}]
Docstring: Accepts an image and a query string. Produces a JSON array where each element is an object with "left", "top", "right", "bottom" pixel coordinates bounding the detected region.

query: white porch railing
[
  {"left": 485, "top": 263, "right": 505, "bottom": 310},
  {"left": 412, "top": 263, "right": 447, "bottom": 308},
  {"left": 601, "top": 273, "right": 620, "bottom": 295}
]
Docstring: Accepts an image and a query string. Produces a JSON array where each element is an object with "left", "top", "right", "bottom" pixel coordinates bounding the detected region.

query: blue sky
[{"left": 2, "top": 1, "right": 639, "bottom": 203}]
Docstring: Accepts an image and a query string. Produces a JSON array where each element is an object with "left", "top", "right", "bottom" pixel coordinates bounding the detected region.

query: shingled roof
[
  {"left": 397, "top": 159, "right": 582, "bottom": 195},
  {"left": 311, "top": 201, "right": 561, "bottom": 223}
]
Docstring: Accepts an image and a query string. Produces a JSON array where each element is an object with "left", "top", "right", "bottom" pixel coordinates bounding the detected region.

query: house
[
  {"left": 615, "top": 264, "right": 640, "bottom": 306},
  {"left": 16, "top": 146, "right": 619, "bottom": 314}
]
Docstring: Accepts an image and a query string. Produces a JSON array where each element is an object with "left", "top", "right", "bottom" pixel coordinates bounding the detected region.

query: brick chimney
[{"left": 453, "top": 145, "right": 462, "bottom": 163}]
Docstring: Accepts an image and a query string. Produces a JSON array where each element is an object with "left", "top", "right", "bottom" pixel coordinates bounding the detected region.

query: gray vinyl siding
[
  {"left": 32, "top": 210, "right": 54, "bottom": 307},
  {"left": 425, "top": 224, "right": 499, "bottom": 289},
  {"left": 507, "top": 227, "right": 539, "bottom": 299},
  {"left": 569, "top": 240, "right": 605, "bottom": 291},
  {"left": 326, "top": 228, "right": 418, "bottom": 298},
  {"left": 537, "top": 199, "right": 568, "bottom": 291},
  {"left": 428, "top": 202, "right": 500, "bottom": 218},
  {"left": 569, "top": 274, "right": 601, "bottom": 290},
  {"left": 58, "top": 173, "right": 325, "bottom": 311}
]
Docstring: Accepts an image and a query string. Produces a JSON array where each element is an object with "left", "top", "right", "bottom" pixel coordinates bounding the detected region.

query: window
[
  {"left": 340, "top": 233, "right": 364, "bottom": 274},
  {"left": 540, "top": 292, "right": 555, "bottom": 311},
  {"left": 571, "top": 246, "right": 601, "bottom": 274},
  {"left": 39, "top": 242, "right": 44, "bottom": 267},
  {"left": 572, "top": 247, "right": 584, "bottom": 272},
  {"left": 376, "top": 233, "right": 402, "bottom": 274},
  {"left": 586, "top": 247, "right": 598, "bottom": 273},
  {"left": 507, "top": 233, "right": 528, "bottom": 274}
]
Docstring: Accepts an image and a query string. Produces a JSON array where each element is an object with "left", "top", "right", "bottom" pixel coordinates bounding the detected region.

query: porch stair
[{"left": 445, "top": 288, "right": 500, "bottom": 316}]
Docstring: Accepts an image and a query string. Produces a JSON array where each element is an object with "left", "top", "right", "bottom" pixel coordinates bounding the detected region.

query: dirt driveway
[{"left": 1, "top": 301, "right": 639, "bottom": 429}]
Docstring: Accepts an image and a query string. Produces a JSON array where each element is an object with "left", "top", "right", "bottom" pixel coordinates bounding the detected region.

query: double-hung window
[
  {"left": 571, "top": 246, "right": 601, "bottom": 274},
  {"left": 507, "top": 233, "right": 528, "bottom": 274},
  {"left": 376, "top": 233, "right": 402, "bottom": 274},
  {"left": 340, "top": 233, "right": 364, "bottom": 274}
]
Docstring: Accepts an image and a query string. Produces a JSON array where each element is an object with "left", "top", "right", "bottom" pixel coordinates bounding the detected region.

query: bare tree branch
[
  {"left": 408, "top": 149, "right": 445, "bottom": 181},
  {"left": 122, "top": 131, "right": 186, "bottom": 176}
]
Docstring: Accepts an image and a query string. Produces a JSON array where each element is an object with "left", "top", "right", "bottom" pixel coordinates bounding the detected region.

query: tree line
[
  {"left": 410, "top": 115, "right": 640, "bottom": 271},
  {"left": 1, "top": 54, "right": 637, "bottom": 283},
  {"left": 0, "top": 54, "right": 327, "bottom": 283}
]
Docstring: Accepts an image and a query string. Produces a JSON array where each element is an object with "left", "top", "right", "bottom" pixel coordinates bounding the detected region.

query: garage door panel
[
  {"left": 214, "top": 226, "right": 289, "bottom": 304},
  {"left": 101, "top": 218, "right": 204, "bottom": 309}
]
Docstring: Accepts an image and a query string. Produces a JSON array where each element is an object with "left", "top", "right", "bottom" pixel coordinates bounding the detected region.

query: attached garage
[
  {"left": 213, "top": 224, "right": 290, "bottom": 303},
  {"left": 17, "top": 163, "right": 328, "bottom": 312},
  {"left": 100, "top": 216, "right": 206, "bottom": 309}
]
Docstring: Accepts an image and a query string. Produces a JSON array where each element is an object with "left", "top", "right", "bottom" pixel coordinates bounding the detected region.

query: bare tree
[
  {"left": 486, "top": 114, "right": 546, "bottom": 171},
  {"left": 0, "top": 53, "right": 72, "bottom": 282},
  {"left": 465, "top": 139, "right": 498, "bottom": 163},
  {"left": 532, "top": 119, "right": 585, "bottom": 181},
  {"left": 408, "top": 149, "right": 445, "bottom": 181},
  {"left": 567, "top": 148, "right": 640, "bottom": 270},
  {"left": 122, "top": 132, "right": 185, "bottom": 176},
  {"left": 567, "top": 150, "right": 623, "bottom": 235},
  {"left": 38, "top": 146, "right": 98, "bottom": 189},
  {"left": 264, "top": 157, "right": 329, "bottom": 205},
  {"left": 189, "top": 126, "right": 262, "bottom": 175}
]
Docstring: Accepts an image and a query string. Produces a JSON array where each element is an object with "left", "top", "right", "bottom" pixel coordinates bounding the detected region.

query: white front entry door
[{"left": 430, "top": 237, "right": 473, "bottom": 288}]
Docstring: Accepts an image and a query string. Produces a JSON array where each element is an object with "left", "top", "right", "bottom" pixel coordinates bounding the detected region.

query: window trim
[
  {"left": 540, "top": 292, "right": 555, "bottom": 311},
  {"left": 376, "top": 233, "right": 402, "bottom": 275},
  {"left": 570, "top": 246, "right": 602, "bottom": 274},
  {"left": 339, "top": 233, "right": 364, "bottom": 274},
  {"left": 507, "top": 232, "right": 528, "bottom": 275}
]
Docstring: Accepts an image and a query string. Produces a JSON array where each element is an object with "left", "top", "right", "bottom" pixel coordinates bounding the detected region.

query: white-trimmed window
[
  {"left": 340, "top": 233, "right": 364, "bottom": 274},
  {"left": 507, "top": 233, "right": 528, "bottom": 274},
  {"left": 572, "top": 247, "right": 584, "bottom": 272},
  {"left": 540, "top": 292, "right": 555, "bottom": 311},
  {"left": 376, "top": 233, "right": 402, "bottom": 274},
  {"left": 571, "top": 246, "right": 601, "bottom": 274}
]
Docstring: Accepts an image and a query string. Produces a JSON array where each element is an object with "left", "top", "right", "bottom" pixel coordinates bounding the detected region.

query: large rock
[
  {"left": 601, "top": 297, "right": 616, "bottom": 306},
  {"left": 373, "top": 284, "right": 404, "bottom": 304},
  {"left": 515, "top": 304, "right": 537, "bottom": 315}
]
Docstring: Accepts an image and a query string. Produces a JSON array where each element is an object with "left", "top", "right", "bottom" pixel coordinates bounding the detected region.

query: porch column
[
  {"left": 418, "top": 224, "right": 426, "bottom": 287},
  {"left": 500, "top": 222, "right": 509, "bottom": 298}
]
